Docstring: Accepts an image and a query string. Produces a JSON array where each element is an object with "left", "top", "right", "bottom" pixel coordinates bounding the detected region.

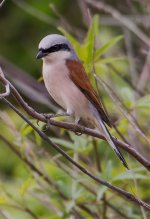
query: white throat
[{"left": 43, "top": 51, "right": 71, "bottom": 64}]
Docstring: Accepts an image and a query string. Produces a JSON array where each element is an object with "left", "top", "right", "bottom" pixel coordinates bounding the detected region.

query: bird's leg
[
  {"left": 73, "top": 117, "right": 84, "bottom": 136},
  {"left": 42, "top": 111, "right": 73, "bottom": 128},
  {"left": 75, "top": 117, "right": 80, "bottom": 125}
]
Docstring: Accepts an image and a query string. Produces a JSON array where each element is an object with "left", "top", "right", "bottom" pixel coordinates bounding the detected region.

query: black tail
[{"left": 98, "top": 117, "right": 129, "bottom": 170}]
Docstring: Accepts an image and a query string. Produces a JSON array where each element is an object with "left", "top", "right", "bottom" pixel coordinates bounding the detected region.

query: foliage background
[{"left": 0, "top": 0, "right": 150, "bottom": 218}]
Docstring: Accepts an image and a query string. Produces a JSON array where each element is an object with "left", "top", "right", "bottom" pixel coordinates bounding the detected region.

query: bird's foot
[
  {"left": 42, "top": 112, "right": 73, "bottom": 129},
  {"left": 41, "top": 113, "right": 55, "bottom": 129},
  {"left": 42, "top": 113, "right": 56, "bottom": 120},
  {"left": 73, "top": 123, "right": 85, "bottom": 136}
]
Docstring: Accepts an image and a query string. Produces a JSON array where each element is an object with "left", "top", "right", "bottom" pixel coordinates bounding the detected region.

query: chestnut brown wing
[{"left": 66, "top": 60, "right": 111, "bottom": 127}]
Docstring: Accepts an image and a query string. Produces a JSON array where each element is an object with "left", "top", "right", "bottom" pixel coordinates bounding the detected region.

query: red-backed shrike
[{"left": 36, "top": 34, "right": 128, "bottom": 169}]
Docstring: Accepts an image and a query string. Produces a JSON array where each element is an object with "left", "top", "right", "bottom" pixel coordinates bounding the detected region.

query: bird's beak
[
  {"left": 36, "top": 50, "right": 48, "bottom": 59},
  {"left": 36, "top": 50, "right": 44, "bottom": 59}
]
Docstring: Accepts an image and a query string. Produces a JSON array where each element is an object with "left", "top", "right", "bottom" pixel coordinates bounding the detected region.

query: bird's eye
[
  {"left": 50, "top": 44, "right": 61, "bottom": 52},
  {"left": 53, "top": 45, "right": 59, "bottom": 49},
  {"left": 45, "top": 44, "right": 70, "bottom": 54}
]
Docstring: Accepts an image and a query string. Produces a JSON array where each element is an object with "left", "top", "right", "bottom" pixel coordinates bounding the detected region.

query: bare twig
[
  {"left": 1, "top": 98, "right": 150, "bottom": 211},
  {"left": 94, "top": 74, "right": 150, "bottom": 147},
  {"left": 137, "top": 50, "right": 150, "bottom": 92},
  {"left": 0, "top": 0, "right": 6, "bottom": 8},
  {"left": 0, "top": 134, "right": 94, "bottom": 218},
  {"left": 49, "top": 3, "right": 84, "bottom": 40},
  {"left": 0, "top": 204, "right": 38, "bottom": 219},
  {"left": 123, "top": 28, "right": 137, "bottom": 85},
  {"left": 0, "top": 57, "right": 57, "bottom": 110},
  {"left": 0, "top": 72, "right": 150, "bottom": 171},
  {"left": 56, "top": 160, "right": 132, "bottom": 219},
  {"left": 105, "top": 200, "right": 133, "bottom": 219},
  {"left": 93, "top": 15, "right": 150, "bottom": 28},
  {"left": 0, "top": 68, "right": 150, "bottom": 209},
  {"left": 109, "top": 64, "right": 145, "bottom": 96},
  {"left": 77, "top": 0, "right": 91, "bottom": 27},
  {"left": 0, "top": 67, "right": 10, "bottom": 98},
  {"left": 85, "top": 0, "right": 150, "bottom": 46}
]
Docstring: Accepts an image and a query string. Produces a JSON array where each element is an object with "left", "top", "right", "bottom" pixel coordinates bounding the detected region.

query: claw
[
  {"left": 41, "top": 113, "right": 54, "bottom": 131},
  {"left": 75, "top": 132, "right": 82, "bottom": 136},
  {"left": 36, "top": 120, "right": 40, "bottom": 126},
  {"left": 42, "top": 113, "right": 54, "bottom": 119},
  {"left": 73, "top": 124, "right": 84, "bottom": 136},
  {"left": 42, "top": 124, "right": 49, "bottom": 132}
]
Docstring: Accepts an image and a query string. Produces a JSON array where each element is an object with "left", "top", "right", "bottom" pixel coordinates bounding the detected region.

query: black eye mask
[{"left": 41, "top": 43, "right": 71, "bottom": 54}]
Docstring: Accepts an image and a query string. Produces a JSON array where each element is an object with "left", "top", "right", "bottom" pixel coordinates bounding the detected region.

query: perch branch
[
  {"left": 2, "top": 97, "right": 150, "bottom": 211},
  {"left": 0, "top": 72, "right": 150, "bottom": 171},
  {"left": 0, "top": 69, "right": 150, "bottom": 210},
  {"left": 0, "top": 135, "right": 97, "bottom": 218},
  {"left": 85, "top": 0, "right": 150, "bottom": 46}
]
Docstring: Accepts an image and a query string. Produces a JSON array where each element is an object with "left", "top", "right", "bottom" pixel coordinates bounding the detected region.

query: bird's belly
[{"left": 42, "top": 62, "right": 90, "bottom": 117}]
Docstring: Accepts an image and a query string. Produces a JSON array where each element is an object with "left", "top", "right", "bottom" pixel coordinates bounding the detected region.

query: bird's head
[{"left": 36, "top": 34, "right": 78, "bottom": 62}]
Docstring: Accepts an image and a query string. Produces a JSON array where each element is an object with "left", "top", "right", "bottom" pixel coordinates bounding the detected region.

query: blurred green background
[{"left": 0, "top": 0, "right": 150, "bottom": 218}]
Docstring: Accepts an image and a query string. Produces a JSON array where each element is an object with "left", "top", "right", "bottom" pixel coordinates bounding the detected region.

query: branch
[
  {"left": 137, "top": 50, "right": 150, "bottom": 92},
  {"left": 0, "top": 69, "right": 150, "bottom": 209},
  {"left": 94, "top": 74, "right": 150, "bottom": 146},
  {"left": 2, "top": 97, "right": 150, "bottom": 211},
  {"left": 108, "top": 64, "right": 145, "bottom": 97},
  {"left": 56, "top": 160, "right": 132, "bottom": 219},
  {"left": 0, "top": 56, "right": 57, "bottom": 110},
  {"left": 85, "top": 0, "right": 150, "bottom": 46},
  {"left": 90, "top": 15, "right": 150, "bottom": 28},
  {"left": 0, "top": 134, "right": 96, "bottom": 218},
  {"left": 0, "top": 67, "right": 10, "bottom": 98},
  {"left": 0, "top": 72, "right": 150, "bottom": 171},
  {"left": 0, "top": 0, "right": 6, "bottom": 8}
]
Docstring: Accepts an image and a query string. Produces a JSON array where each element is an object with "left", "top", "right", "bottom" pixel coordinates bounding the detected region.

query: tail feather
[{"left": 98, "top": 117, "right": 129, "bottom": 170}]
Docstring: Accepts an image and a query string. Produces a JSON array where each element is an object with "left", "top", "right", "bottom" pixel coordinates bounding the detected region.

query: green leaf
[
  {"left": 83, "top": 15, "right": 99, "bottom": 63},
  {"left": 96, "top": 56, "right": 126, "bottom": 65},
  {"left": 20, "top": 178, "right": 35, "bottom": 196},
  {"left": 85, "top": 15, "right": 99, "bottom": 43},
  {"left": 97, "top": 186, "right": 108, "bottom": 201},
  {"left": 65, "top": 200, "right": 75, "bottom": 213},
  {"left": 50, "top": 137, "right": 74, "bottom": 150},
  {"left": 59, "top": 16, "right": 99, "bottom": 66},
  {"left": 94, "top": 35, "right": 123, "bottom": 60},
  {"left": 21, "top": 123, "right": 33, "bottom": 136},
  {"left": 45, "top": 164, "right": 72, "bottom": 198},
  {"left": 34, "top": 130, "right": 42, "bottom": 146},
  {"left": 112, "top": 171, "right": 149, "bottom": 181},
  {"left": 131, "top": 167, "right": 146, "bottom": 172},
  {"left": 68, "top": 133, "right": 93, "bottom": 154},
  {"left": 135, "top": 94, "right": 150, "bottom": 108},
  {"left": 0, "top": 196, "right": 7, "bottom": 205},
  {"left": 102, "top": 160, "right": 113, "bottom": 180},
  {"left": 120, "top": 87, "right": 134, "bottom": 108}
]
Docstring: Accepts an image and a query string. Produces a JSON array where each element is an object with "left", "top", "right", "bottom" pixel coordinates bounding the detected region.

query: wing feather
[{"left": 66, "top": 60, "right": 111, "bottom": 127}]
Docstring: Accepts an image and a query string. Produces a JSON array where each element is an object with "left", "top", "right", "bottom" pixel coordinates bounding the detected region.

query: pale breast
[
  {"left": 42, "top": 60, "right": 89, "bottom": 117},
  {"left": 42, "top": 61, "right": 67, "bottom": 109}
]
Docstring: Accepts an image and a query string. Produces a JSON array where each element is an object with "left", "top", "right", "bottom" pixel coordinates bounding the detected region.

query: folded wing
[{"left": 66, "top": 59, "right": 111, "bottom": 127}]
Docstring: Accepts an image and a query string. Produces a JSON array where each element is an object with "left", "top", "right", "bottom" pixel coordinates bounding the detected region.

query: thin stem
[
  {"left": 1, "top": 97, "right": 150, "bottom": 211},
  {"left": 86, "top": 0, "right": 150, "bottom": 46},
  {"left": 0, "top": 73, "right": 150, "bottom": 170},
  {"left": 0, "top": 0, "right": 6, "bottom": 8}
]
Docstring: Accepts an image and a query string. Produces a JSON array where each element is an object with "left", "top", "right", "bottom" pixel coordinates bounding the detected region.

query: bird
[{"left": 36, "top": 34, "right": 129, "bottom": 169}]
